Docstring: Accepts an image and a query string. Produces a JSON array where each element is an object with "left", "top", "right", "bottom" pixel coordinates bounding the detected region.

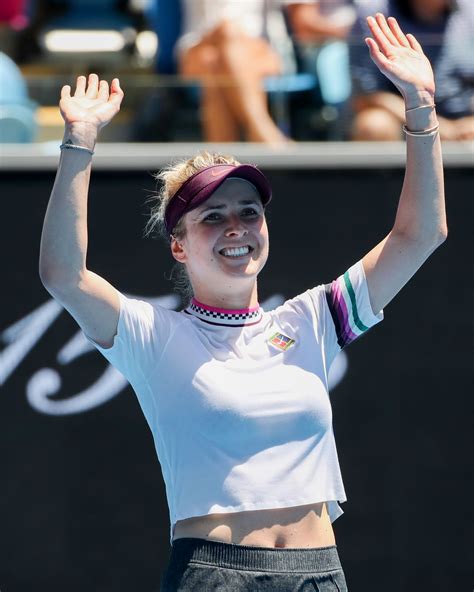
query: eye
[
  {"left": 242, "top": 207, "right": 260, "bottom": 217},
  {"left": 203, "top": 212, "right": 222, "bottom": 221}
]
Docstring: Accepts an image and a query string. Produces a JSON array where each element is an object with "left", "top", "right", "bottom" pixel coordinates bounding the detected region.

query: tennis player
[{"left": 39, "top": 14, "right": 446, "bottom": 592}]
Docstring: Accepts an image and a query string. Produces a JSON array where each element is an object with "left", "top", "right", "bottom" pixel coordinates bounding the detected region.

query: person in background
[
  {"left": 284, "top": 0, "right": 356, "bottom": 44},
  {"left": 284, "top": 0, "right": 356, "bottom": 136},
  {"left": 0, "top": 0, "right": 30, "bottom": 59},
  {"left": 349, "top": 0, "right": 474, "bottom": 141},
  {"left": 176, "top": 0, "right": 295, "bottom": 145}
]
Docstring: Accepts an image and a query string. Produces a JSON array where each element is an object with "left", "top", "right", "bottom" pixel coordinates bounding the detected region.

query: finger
[
  {"left": 61, "top": 85, "right": 71, "bottom": 100},
  {"left": 108, "top": 78, "right": 124, "bottom": 108},
  {"left": 406, "top": 33, "right": 424, "bottom": 54},
  {"left": 74, "top": 75, "right": 87, "bottom": 97},
  {"left": 86, "top": 73, "right": 99, "bottom": 98},
  {"left": 365, "top": 37, "right": 391, "bottom": 69},
  {"left": 375, "top": 13, "right": 399, "bottom": 46},
  {"left": 97, "top": 79, "right": 109, "bottom": 101},
  {"left": 387, "top": 16, "right": 411, "bottom": 48},
  {"left": 366, "top": 16, "right": 392, "bottom": 55}
]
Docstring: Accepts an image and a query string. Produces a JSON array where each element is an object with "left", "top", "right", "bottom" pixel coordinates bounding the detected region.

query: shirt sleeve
[
  {"left": 285, "top": 260, "right": 384, "bottom": 371},
  {"left": 321, "top": 260, "right": 383, "bottom": 365}
]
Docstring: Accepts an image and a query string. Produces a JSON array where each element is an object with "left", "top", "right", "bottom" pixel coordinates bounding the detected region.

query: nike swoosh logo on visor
[{"left": 210, "top": 169, "right": 230, "bottom": 177}]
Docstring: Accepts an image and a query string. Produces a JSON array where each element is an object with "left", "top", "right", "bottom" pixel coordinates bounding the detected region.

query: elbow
[
  {"left": 395, "top": 223, "right": 448, "bottom": 249},
  {"left": 423, "top": 227, "right": 448, "bottom": 258},
  {"left": 424, "top": 227, "right": 448, "bottom": 253},
  {"left": 38, "top": 265, "right": 64, "bottom": 297},
  {"left": 39, "top": 258, "right": 61, "bottom": 290},
  {"left": 39, "top": 262, "right": 83, "bottom": 297},
  {"left": 435, "top": 225, "right": 448, "bottom": 246},
  {"left": 39, "top": 261, "right": 54, "bottom": 290}
]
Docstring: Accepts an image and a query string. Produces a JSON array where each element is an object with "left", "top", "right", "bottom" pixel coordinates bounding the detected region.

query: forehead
[{"left": 201, "top": 177, "right": 261, "bottom": 206}]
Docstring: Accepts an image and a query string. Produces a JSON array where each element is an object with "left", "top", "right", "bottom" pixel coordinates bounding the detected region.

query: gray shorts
[{"left": 160, "top": 537, "right": 348, "bottom": 591}]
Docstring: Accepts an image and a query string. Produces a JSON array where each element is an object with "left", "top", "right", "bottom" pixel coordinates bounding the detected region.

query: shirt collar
[{"left": 183, "top": 297, "right": 263, "bottom": 327}]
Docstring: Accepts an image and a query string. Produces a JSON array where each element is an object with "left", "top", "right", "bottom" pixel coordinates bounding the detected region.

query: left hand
[{"left": 365, "top": 13, "right": 435, "bottom": 107}]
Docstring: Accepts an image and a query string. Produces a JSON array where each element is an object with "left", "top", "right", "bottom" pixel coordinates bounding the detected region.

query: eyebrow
[{"left": 198, "top": 199, "right": 260, "bottom": 214}]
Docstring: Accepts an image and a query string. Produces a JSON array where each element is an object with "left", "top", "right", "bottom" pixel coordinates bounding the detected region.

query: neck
[{"left": 192, "top": 282, "right": 259, "bottom": 310}]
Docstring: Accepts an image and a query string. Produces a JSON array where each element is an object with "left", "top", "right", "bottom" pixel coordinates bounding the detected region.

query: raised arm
[
  {"left": 39, "top": 74, "right": 124, "bottom": 348},
  {"left": 360, "top": 14, "right": 447, "bottom": 314}
]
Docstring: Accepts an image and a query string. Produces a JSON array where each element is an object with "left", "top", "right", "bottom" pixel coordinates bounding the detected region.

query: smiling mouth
[{"left": 219, "top": 245, "right": 254, "bottom": 258}]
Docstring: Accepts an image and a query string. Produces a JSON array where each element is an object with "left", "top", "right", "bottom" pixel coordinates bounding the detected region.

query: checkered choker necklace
[{"left": 184, "top": 298, "right": 263, "bottom": 327}]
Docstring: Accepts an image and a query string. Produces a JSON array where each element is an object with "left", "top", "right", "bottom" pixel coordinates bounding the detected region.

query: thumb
[{"left": 108, "top": 78, "right": 124, "bottom": 108}]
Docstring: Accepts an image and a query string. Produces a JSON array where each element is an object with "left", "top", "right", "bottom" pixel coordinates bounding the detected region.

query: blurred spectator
[
  {"left": 350, "top": 0, "right": 474, "bottom": 141},
  {"left": 284, "top": 0, "right": 356, "bottom": 43},
  {"left": 0, "top": 0, "right": 29, "bottom": 29},
  {"left": 284, "top": 1, "right": 356, "bottom": 136},
  {"left": 176, "top": 0, "right": 299, "bottom": 144},
  {"left": 0, "top": 0, "right": 31, "bottom": 59}
]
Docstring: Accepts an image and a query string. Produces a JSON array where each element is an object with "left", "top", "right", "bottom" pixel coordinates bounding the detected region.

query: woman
[
  {"left": 350, "top": 0, "right": 474, "bottom": 140},
  {"left": 176, "top": 0, "right": 291, "bottom": 144},
  {"left": 39, "top": 14, "right": 447, "bottom": 592}
]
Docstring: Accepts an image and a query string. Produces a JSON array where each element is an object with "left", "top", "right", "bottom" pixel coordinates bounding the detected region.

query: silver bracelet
[
  {"left": 405, "top": 103, "right": 436, "bottom": 113},
  {"left": 60, "top": 143, "right": 95, "bottom": 155},
  {"left": 402, "top": 123, "right": 440, "bottom": 137}
]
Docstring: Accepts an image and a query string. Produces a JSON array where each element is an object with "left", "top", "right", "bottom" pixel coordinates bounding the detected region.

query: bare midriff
[{"left": 173, "top": 501, "right": 336, "bottom": 549}]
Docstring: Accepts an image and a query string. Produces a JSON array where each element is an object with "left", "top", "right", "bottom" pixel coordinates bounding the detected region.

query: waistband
[{"left": 170, "top": 538, "right": 342, "bottom": 573}]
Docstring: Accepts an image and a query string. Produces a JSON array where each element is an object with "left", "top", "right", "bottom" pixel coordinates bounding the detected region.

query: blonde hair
[
  {"left": 146, "top": 150, "right": 241, "bottom": 241},
  {"left": 145, "top": 150, "right": 241, "bottom": 304}
]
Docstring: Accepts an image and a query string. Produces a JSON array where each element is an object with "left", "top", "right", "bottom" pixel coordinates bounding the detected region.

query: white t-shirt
[
  {"left": 177, "top": 0, "right": 270, "bottom": 52},
  {"left": 283, "top": 0, "right": 356, "bottom": 25},
  {"left": 89, "top": 260, "right": 383, "bottom": 545},
  {"left": 178, "top": 0, "right": 354, "bottom": 51}
]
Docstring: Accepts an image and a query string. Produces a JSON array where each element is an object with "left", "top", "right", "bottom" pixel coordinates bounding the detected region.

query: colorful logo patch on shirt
[{"left": 268, "top": 332, "right": 295, "bottom": 351}]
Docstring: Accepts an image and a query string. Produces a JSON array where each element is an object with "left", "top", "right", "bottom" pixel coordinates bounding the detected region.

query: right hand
[{"left": 60, "top": 73, "right": 124, "bottom": 132}]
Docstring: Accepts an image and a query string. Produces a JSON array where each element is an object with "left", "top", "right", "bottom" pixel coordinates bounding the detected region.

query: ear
[{"left": 170, "top": 236, "right": 187, "bottom": 263}]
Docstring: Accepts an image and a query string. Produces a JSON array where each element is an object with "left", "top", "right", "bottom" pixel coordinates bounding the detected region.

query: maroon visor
[{"left": 164, "top": 164, "right": 272, "bottom": 235}]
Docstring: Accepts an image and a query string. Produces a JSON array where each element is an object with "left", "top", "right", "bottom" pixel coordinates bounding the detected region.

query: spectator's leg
[
  {"left": 211, "top": 21, "right": 289, "bottom": 143},
  {"left": 201, "top": 85, "right": 242, "bottom": 141},
  {"left": 351, "top": 108, "right": 402, "bottom": 140},
  {"left": 179, "top": 43, "right": 240, "bottom": 141},
  {"left": 439, "top": 115, "right": 474, "bottom": 141}
]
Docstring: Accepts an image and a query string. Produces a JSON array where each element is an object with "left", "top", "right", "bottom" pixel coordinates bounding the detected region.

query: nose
[{"left": 224, "top": 214, "right": 248, "bottom": 237}]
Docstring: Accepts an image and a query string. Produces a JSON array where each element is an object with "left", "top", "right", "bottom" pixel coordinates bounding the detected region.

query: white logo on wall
[{"left": 1, "top": 295, "right": 347, "bottom": 416}]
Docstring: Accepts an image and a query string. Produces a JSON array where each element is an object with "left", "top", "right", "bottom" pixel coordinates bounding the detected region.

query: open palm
[
  {"left": 366, "top": 13, "right": 435, "bottom": 102},
  {"left": 60, "top": 73, "right": 124, "bottom": 130}
]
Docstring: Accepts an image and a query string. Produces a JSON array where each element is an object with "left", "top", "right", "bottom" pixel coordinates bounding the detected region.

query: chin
[{"left": 223, "top": 261, "right": 261, "bottom": 274}]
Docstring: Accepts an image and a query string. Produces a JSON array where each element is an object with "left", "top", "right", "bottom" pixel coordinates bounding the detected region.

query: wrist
[
  {"left": 405, "top": 101, "right": 438, "bottom": 133},
  {"left": 63, "top": 122, "right": 98, "bottom": 151},
  {"left": 402, "top": 89, "right": 435, "bottom": 111}
]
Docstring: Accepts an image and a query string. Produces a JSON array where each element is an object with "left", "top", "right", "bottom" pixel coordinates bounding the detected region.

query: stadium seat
[
  {"left": 0, "top": 104, "right": 37, "bottom": 142},
  {"left": 0, "top": 52, "right": 37, "bottom": 143},
  {"left": 315, "top": 41, "right": 351, "bottom": 106}
]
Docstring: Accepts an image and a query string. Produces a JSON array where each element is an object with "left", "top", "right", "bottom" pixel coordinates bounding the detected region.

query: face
[{"left": 170, "top": 178, "right": 270, "bottom": 305}]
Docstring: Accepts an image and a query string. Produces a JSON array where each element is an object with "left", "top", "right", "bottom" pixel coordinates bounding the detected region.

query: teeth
[{"left": 221, "top": 246, "right": 251, "bottom": 257}]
